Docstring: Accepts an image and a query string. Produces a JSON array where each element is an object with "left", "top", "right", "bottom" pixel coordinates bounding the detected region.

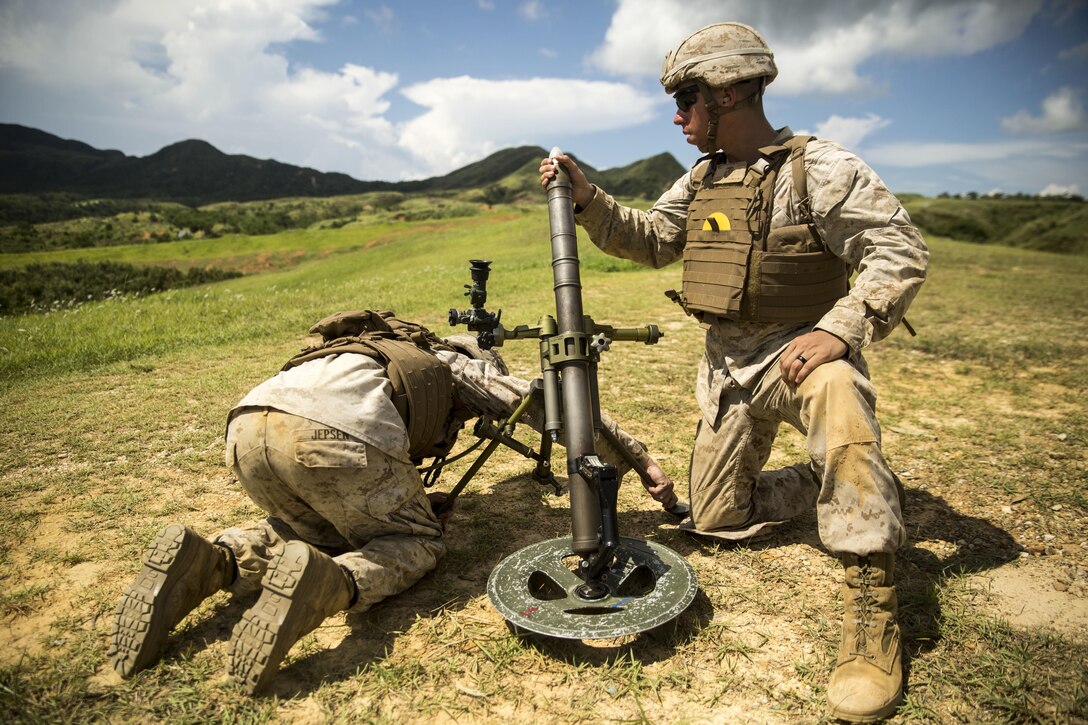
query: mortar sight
[
  {"left": 466, "top": 259, "right": 491, "bottom": 307},
  {"left": 448, "top": 259, "right": 501, "bottom": 348}
]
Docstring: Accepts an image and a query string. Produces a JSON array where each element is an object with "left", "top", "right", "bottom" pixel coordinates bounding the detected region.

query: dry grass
[{"left": 2, "top": 210, "right": 1087, "bottom": 723}]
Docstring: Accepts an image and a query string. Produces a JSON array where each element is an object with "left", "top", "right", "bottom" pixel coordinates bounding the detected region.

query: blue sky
[{"left": 1, "top": 0, "right": 1086, "bottom": 196}]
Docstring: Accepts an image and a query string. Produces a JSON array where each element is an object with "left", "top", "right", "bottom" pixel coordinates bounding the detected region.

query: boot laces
[{"left": 850, "top": 560, "right": 877, "bottom": 657}]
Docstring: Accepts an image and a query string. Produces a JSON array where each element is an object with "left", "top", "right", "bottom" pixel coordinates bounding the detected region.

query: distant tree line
[
  {"left": 154, "top": 205, "right": 297, "bottom": 237},
  {"left": 0, "top": 194, "right": 157, "bottom": 225},
  {"left": 0, "top": 196, "right": 380, "bottom": 253},
  {"left": 0, "top": 191, "right": 491, "bottom": 254},
  {"left": 0, "top": 261, "right": 242, "bottom": 316},
  {"left": 937, "top": 191, "right": 1084, "bottom": 202}
]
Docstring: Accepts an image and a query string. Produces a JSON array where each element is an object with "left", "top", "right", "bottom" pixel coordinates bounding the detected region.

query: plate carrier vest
[
  {"left": 677, "top": 135, "right": 849, "bottom": 323},
  {"left": 282, "top": 310, "right": 466, "bottom": 462}
]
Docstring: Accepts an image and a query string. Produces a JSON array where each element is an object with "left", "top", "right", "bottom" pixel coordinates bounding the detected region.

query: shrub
[{"left": 0, "top": 261, "right": 242, "bottom": 316}]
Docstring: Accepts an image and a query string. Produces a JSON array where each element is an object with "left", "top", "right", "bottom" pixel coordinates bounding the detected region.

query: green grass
[
  {"left": 2, "top": 204, "right": 1087, "bottom": 723},
  {"left": 0, "top": 211, "right": 555, "bottom": 384}
]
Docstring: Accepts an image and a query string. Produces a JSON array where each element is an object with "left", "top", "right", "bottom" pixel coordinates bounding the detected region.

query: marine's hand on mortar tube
[
  {"left": 538, "top": 154, "right": 595, "bottom": 209},
  {"left": 780, "top": 329, "right": 849, "bottom": 386},
  {"left": 642, "top": 459, "right": 679, "bottom": 510},
  {"left": 427, "top": 492, "right": 455, "bottom": 524}
]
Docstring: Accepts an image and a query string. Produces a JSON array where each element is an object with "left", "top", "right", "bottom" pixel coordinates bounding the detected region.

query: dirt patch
[
  {"left": 966, "top": 558, "right": 1088, "bottom": 640},
  {"left": 0, "top": 615, "right": 52, "bottom": 668}
]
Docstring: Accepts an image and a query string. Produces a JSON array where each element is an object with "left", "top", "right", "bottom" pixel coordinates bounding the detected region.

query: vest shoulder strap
[
  {"left": 784, "top": 134, "right": 815, "bottom": 225},
  {"left": 691, "top": 152, "right": 728, "bottom": 191}
]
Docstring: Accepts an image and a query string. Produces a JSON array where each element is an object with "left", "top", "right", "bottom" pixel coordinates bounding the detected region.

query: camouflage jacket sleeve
[
  {"left": 438, "top": 350, "right": 650, "bottom": 476},
  {"left": 803, "top": 141, "right": 929, "bottom": 352},
  {"left": 574, "top": 173, "right": 695, "bottom": 269}
]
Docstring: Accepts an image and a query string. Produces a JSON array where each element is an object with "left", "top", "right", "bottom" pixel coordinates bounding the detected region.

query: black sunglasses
[{"left": 673, "top": 84, "right": 700, "bottom": 113}]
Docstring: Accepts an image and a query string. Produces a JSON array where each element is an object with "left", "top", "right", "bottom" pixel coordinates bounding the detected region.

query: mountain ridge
[{"left": 0, "top": 124, "right": 683, "bottom": 205}]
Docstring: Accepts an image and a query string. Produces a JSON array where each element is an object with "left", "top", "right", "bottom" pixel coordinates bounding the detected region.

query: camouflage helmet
[{"left": 660, "top": 22, "right": 777, "bottom": 92}]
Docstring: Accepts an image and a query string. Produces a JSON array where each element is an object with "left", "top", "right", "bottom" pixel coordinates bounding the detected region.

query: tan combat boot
[
  {"left": 228, "top": 540, "right": 355, "bottom": 694},
  {"left": 108, "top": 524, "right": 236, "bottom": 677},
  {"left": 827, "top": 552, "right": 902, "bottom": 722}
]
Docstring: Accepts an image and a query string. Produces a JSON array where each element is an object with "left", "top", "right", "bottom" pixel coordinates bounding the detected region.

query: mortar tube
[{"left": 547, "top": 148, "right": 600, "bottom": 556}]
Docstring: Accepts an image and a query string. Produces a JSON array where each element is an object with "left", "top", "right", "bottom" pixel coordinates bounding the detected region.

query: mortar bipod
[{"left": 431, "top": 382, "right": 561, "bottom": 517}]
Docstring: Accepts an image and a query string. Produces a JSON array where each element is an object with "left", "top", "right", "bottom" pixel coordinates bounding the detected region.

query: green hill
[
  {"left": 595, "top": 152, "right": 685, "bottom": 199},
  {"left": 903, "top": 196, "right": 1087, "bottom": 255},
  {"left": 470, "top": 150, "right": 685, "bottom": 205},
  {"left": 0, "top": 127, "right": 393, "bottom": 204},
  {"left": 401, "top": 146, "right": 550, "bottom": 192}
]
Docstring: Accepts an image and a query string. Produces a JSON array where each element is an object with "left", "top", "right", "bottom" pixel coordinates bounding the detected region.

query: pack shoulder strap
[
  {"left": 282, "top": 310, "right": 461, "bottom": 458},
  {"left": 363, "top": 336, "right": 454, "bottom": 458}
]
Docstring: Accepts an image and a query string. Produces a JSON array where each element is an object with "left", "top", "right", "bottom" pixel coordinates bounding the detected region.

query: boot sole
[
  {"left": 228, "top": 541, "right": 313, "bottom": 695},
  {"left": 109, "top": 524, "right": 197, "bottom": 677}
]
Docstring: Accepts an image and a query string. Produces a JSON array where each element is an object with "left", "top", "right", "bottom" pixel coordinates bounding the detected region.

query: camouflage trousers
[
  {"left": 688, "top": 358, "right": 905, "bottom": 555},
  {"left": 215, "top": 408, "right": 445, "bottom": 612}
]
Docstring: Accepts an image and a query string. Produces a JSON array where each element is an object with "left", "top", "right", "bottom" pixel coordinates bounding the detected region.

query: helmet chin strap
[
  {"left": 697, "top": 81, "right": 720, "bottom": 154},
  {"left": 697, "top": 78, "right": 766, "bottom": 154}
]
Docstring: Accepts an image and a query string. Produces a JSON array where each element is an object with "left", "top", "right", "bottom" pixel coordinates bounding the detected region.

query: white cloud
[
  {"left": 589, "top": 0, "right": 1042, "bottom": 94},
  {"left": 808, "top": 113, "right": 892, "bottom": 149},
  {"left": 519, "top": 1, "right": 545, "bottom": 22},
  {"left": 398, "top": 77, "right": 657, "bottom": 175},
  {"left": 1059, "top": 41, "right": 1088, "bottom": 61},
  {"left": 862, "top": 138, "right": 1088, "bottom": 196},
  {"left": 587, "top": 0, "right": 699, "bottom": 80},
  {"left": 0, "top": 0, "right": 671, "bottom": 182},
  {"left": 1001, "top": 87, "right": 1088, "bottom": 134},
  {"left": 865, "top": 138, "right": 1088, "bottom": 167},
  {"left": 261, "top": 64, "right": 398, "bottom": 134},
  {"left": 365, "top": 5, "right": 395, "bottom": 33},
  {"left": 0, "top": 0, "right": 417, "bottom": 179},
  {"left": 1039, "top": 182, "right": 1080, "bottom": 196}
]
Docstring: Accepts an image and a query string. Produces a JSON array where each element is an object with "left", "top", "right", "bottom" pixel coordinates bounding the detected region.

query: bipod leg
[
  {"left": 533, "top": 430, "right": 557, "bottom": 493},
  {"left": 435, "top": 389, "right": 543, "bottom": 515}
]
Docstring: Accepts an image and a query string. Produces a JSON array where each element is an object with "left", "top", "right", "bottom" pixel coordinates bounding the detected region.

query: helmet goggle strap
[{"left": 731, "top": 77, "right": 766, "bottom": 110}]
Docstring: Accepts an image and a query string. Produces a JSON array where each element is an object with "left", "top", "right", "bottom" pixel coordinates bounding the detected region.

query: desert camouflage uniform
[
  {"left": 575, "top": 128, "right": 928, "bottom": 555},
  {"left": 216, "top": 346, "right": 650, "bottom": 613}
]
